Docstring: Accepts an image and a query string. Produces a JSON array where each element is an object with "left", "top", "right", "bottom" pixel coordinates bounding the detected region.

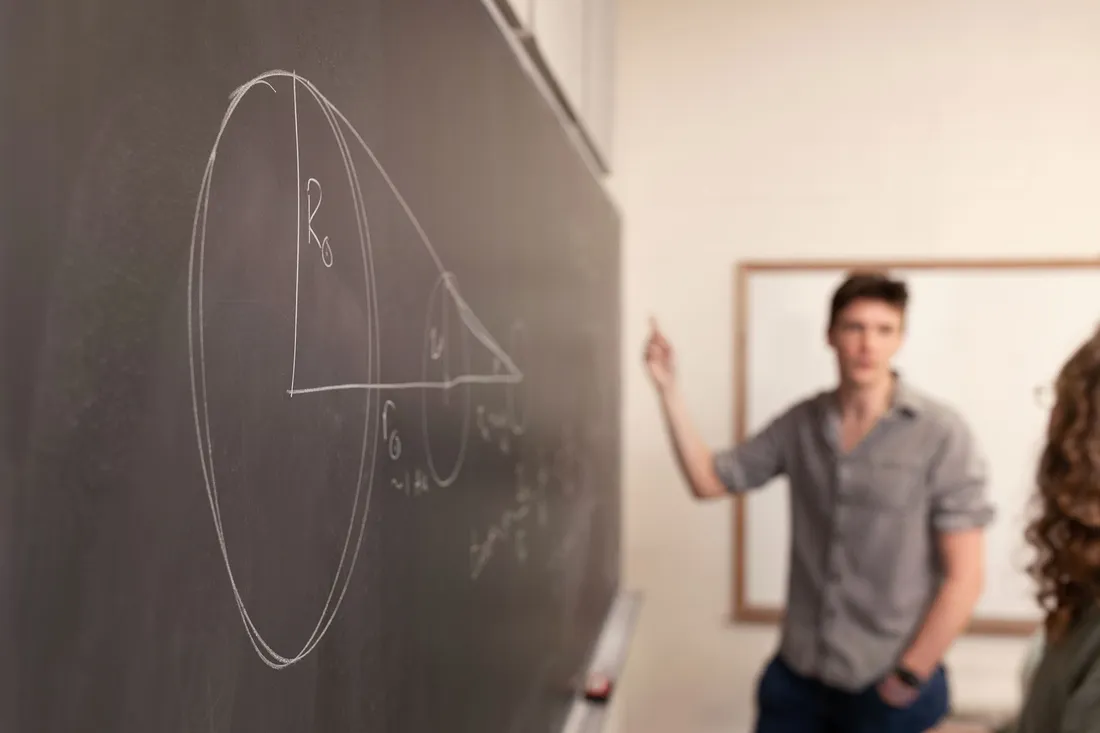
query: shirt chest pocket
[{"left": 842, "top": 459, "right": 925, "bottom": 510}]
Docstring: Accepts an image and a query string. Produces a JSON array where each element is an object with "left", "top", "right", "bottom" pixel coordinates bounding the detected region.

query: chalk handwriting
[
  {"left": 421, "top": 273, "right": 473, "bottom": 487},
  {"left": 392, "top": 468, "right": 430, "bottom": 498},
  {"left": 383, "top": 400, "right": 401, "bottom": 460},
  {"left": 468, "top": 462, "right": 559, "bottom": 580},
  {"left": 468, "top": 322, "right": 529, "bottom": 456},
  {"left": 383, "top": 397, "right": 439, "bottom": 499},
  {"left": 306, "top": 178, "right": 334, "bottom": 267},
  {"left": 430, "top": 329, "right": 445, "bottom": 359},
  {"left": 188, "top": 70, "right": 552, "bottom": 671}
]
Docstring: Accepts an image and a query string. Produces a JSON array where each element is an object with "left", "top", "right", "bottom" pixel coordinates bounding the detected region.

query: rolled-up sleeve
[
  {"left": 929, "top": 413, "right": 995, "bottom": 532},
  {"left": 713, "top": 411, "right": 790, "bottom": 493}
]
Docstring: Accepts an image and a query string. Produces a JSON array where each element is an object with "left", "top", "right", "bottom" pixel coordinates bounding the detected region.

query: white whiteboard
[{"left": 735, "top": 261, "right": 1100, "bottom": 632}]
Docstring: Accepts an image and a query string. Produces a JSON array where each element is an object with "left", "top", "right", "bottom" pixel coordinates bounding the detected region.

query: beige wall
[{"left": 609, "top": 0, "right": 1100, "bottom": 729}]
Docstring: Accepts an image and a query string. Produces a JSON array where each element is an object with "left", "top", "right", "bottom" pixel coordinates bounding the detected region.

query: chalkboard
[{"left": 0, "top": 1, "right": 622, "bottom": 731}]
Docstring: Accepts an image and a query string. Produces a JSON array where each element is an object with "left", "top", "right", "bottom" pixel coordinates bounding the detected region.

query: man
[{"left": 644, "top": 271, "right": 994, "bottom": 733}]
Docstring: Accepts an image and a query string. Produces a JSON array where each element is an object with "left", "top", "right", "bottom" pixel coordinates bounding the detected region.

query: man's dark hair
[{"left": 828, "top": 270, "right": 909, "bottom": 330}]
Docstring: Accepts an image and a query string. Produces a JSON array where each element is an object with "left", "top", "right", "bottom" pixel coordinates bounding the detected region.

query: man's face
[{"left": 827, "top": 298, "right": 904, "bottom": 387}]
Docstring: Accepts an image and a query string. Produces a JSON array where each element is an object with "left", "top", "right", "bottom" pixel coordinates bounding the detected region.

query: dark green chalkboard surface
[{"left": 0, "top": 1, "right": 621, "bottom": 730}]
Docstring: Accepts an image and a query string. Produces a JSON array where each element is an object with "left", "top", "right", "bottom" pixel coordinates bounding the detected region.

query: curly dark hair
[{"left": 1027, "top": 326, "right": 1100, "bottom": 642}]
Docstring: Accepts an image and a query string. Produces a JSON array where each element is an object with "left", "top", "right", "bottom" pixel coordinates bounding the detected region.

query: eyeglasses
[{"left": 1034, "top": 383, "right": 1056, "bottom": 410}]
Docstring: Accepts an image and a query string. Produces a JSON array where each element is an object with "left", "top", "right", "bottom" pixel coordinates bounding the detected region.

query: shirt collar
[
  {"left": 820, "top": 371, "right": 920, "bottom": 419},
  {"left": 891, "top": 371, "right": 921, "bottom": 417}
]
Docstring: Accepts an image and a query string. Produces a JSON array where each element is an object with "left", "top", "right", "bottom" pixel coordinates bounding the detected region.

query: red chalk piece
[{"left": 584, "top": 673, "right": 613, "bottom": 702}]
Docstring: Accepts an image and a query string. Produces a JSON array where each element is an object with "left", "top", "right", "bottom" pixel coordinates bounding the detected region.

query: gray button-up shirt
[{"left": 715, "top": 378, "right": 995, "bottom": 692}]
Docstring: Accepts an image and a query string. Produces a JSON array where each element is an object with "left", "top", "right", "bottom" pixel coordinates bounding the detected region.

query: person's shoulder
[
  {"left": 749, "top": 390, "right": 830, "bottom": 434},
  {"left": 901, "top": 383, "right": 973, "bottom": 437},
  {"left": 1028, "top": 607, "right": 1100, "bottom": 724},
  {"left": 1068, "top": 605, "right": 1100, "bottom": 668}
]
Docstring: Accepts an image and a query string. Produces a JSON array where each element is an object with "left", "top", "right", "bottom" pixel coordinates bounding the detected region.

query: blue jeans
[{"left": 753, "top": 655, "right": 950, "bottom": 733}]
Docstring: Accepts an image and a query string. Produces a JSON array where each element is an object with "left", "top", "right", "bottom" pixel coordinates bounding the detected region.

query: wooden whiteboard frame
[{"left": 731, "top": 256, "right": 1100, "bottom": 637}]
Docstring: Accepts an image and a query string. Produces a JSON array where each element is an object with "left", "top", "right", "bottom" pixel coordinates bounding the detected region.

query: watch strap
[{"left": 894, "top": 664, "right": 923, "bottom": 688}]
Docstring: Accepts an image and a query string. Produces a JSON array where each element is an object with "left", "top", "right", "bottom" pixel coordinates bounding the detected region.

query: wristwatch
[{"left": 894, "top": 664, "right": 923, "bottom": 689}]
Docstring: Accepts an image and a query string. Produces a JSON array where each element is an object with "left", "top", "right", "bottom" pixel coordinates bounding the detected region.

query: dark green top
[{"left": 1006, "top": 606, "right": 1100, "bottom": 733}]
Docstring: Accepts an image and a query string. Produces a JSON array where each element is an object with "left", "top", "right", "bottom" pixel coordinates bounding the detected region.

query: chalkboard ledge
[{"left": 561, "top": 590, "right": 644, "bottom": 733}]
